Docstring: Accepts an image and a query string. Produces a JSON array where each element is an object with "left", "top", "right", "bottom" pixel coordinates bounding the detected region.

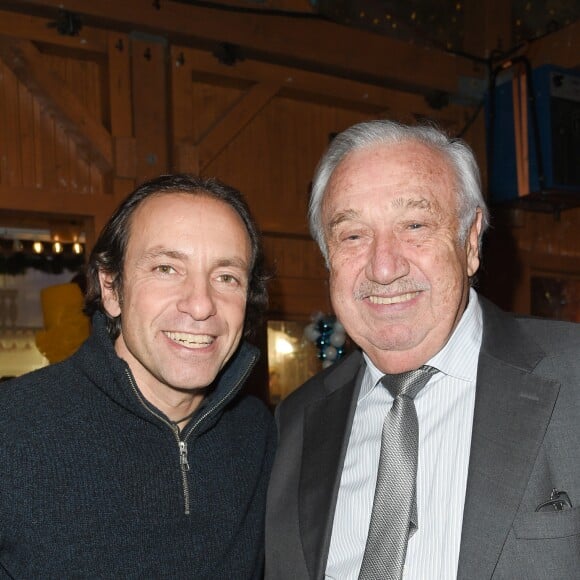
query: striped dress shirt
[{"left": 325, "top": 288, "right": 483, "bottom": 580}]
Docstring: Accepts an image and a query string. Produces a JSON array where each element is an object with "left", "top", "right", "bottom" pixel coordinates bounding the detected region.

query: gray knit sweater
[{"left": 0, "top": 312, "right": 276, "bottom": 579}]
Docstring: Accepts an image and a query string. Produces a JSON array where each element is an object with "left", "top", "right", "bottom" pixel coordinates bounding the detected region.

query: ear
[
  {"left": 466, "top": 208, "right": 483, "bottom": 278},
  {"left": 98, "top": 270, "right": 121, "bottom": 317}
]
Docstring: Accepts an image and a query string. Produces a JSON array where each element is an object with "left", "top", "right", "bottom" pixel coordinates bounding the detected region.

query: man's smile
[
  {"left": 368, "top": 291, "right": 421, "bottom": 305},
  {"left": 164, "top": 331, "right": 215, "bottom": 348}
]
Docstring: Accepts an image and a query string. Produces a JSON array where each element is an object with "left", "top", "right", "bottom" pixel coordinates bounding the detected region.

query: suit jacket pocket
[{"left": 513, "top": 506, "right": 580, "bottom": 539}]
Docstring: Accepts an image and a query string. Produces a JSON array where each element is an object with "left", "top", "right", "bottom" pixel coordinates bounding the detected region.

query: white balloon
[
  {"left": 311, "top": 311, "right": 324, "bottom": 323},
  {"left": 322, "top": 359, "right": 334, "bottom": 369},
  {"left": 324, "top": 345, "right": 338, "bottom": 361},
  {"left": 329, "top": 330, "right": 346, "bottom": 347},
  {"left": 303, "top": 322, "right": 320, "bottom": 342},
  {"left": 333, "top": 320, "right": 345, "bottom": 333}
]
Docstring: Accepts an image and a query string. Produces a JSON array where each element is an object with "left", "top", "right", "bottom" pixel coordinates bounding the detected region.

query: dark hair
[{"left": 84, "top": 174, "right": 269, "bottom": 339}]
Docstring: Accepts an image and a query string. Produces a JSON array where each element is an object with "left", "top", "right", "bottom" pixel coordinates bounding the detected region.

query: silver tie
[{"left": 358, "top": 365, "right": 438, "bottom": 580}]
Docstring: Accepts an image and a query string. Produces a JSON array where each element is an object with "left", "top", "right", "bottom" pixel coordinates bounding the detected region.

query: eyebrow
[
  {"left": 140, "top": 248, "right": 187, "bottom": 262},
  {"left": 327, "top": 197, "right": 434, "bottom": 231},
  {"left": 392, "top": 197, "right": 433, "bottom": 211},
  {"left": 140, "top": 248, "right": 249, "bottom": 270},
  {"left": 327, "top": 209, "right": 360, "bottom": 232},
  {"left": 213, "top": 257, "right": 250, "bottom": 271}
]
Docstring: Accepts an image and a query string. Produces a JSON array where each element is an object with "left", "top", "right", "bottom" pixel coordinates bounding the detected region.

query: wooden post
[{"left": 130, "top": 34, "right": 169, "bottom": 182}]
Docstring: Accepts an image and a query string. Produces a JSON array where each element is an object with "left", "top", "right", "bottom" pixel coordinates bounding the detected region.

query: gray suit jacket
[{"left": 265, "top": 297, "right": 580, "bottom": 579}]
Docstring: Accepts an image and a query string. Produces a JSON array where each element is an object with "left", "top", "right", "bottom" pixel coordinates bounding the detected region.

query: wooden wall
[
  {"left": 0, "top": 3, "right": 473, "bottom": 324},
  {"left": 0, "top": 2, "right": 578, "bottom": 325}
]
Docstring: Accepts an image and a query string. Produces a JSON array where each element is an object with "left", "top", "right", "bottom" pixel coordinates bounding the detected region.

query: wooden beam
[
  {"left": 108, "top": 32, "right": 136, "bottom": 196},
  {"left": 0, "top": 185, "right": 114, "bottom": 219},
  {"left": 463, "top": 0, "right": 512, "bottom": 59},
  {"left": 526, "top": 19, "right": 580, "bottom": 69},
  {"left": 170, "top": 44, "right": 197, "bottom": 173},
  {"left": 0, "top": 8, "right": 107, "bottom": 54},
  {"left": 131, "top": 36, "right": 169, "bottom": 181},
  {"left": 13, "top": 0, "right": 480, "bottom": 97},
  {"left": 180, "top": 46, "right": 467, "bottom": 127},
  {"left": 198, "top": 81, "right": 280, "bottom": 171},
  {"left": 108, "top": 33, "right": 133, "bottom": 138},
  {"left": 0, "top": 36, "right": 113, "bottom": 172}
]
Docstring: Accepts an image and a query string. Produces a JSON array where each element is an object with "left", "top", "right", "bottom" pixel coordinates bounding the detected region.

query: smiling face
[
  {"left": 322, "top": 140, "right": 482, "bottom": 373},
  {"left": 99, "top": 192, "right": 251, "bottom": 417}
]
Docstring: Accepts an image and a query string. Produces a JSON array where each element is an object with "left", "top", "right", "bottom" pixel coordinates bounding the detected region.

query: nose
[
  {"left": 176, "top": 277, "right": 217, "bottom": 321},
  {"left": 365, "top": 232, "right": 410, "bottom": 285}
]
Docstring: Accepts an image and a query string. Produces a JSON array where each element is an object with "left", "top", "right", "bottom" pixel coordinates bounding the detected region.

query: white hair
[{"left": 308, "top": 120, "right": 490, "bottom": 265}]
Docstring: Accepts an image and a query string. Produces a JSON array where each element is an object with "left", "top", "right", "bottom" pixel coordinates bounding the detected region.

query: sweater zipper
[
  {"left": 123, "top": 355, "right": 256, "bottom": 515},
  {"left": 176, "top": 358, "right": 256, "bottom": 514},
  {"left": 124, "top": 369, "right": 193, "bottom": 514}
]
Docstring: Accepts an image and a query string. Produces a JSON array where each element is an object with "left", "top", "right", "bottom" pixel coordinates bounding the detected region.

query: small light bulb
[{"left": 32, "top": 241, "right": 44, "bottom": 254}]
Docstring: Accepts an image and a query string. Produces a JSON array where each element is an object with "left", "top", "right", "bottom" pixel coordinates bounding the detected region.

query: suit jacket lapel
[
  {"left": 300, "top": 351, "right": 364, "bottom": 579},
  {"left": 457, "top": 299, "right": 560, "bottom": 579}
]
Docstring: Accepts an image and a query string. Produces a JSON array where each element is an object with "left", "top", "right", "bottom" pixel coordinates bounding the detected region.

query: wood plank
[
  {"left": 268, "top": 277, "right": 331, "bottom": 318},
  {"left": 89, "top": 159, "right": 104, "bottom": 194},
  {"left": 198, "top": 81, "right": 280, "bottom": 171},
  {"left": 108, "top": 33, "right": 132, "bottom": 137},
  {"left": 170, "top": 46, "right": 193, "bottom": 142},
  {"left": 263, "top": 233, "right": 327, "bottom": 279},
  {"left": 173, "top": 141, "right": 200, "bottom": 175},
  {"left": 18, "top": 83, "right": 36, "bottom": 188},
  {"left": 0, "top": 36, "right": 113, "bottom": 172},
  {"left": 113, "top": 137, "right": 137, "bottom": 180},
  {"left": 32, "top": 97, "right": 43, "bottom": 188},
  {"left": 184, "top": 46, "right": 466, "bottom": 124},
  {"left": 130, "top": 36, "right": 169, "bottom": 181},
  {"left": 170, "top": 45, "right": 196, "bottom": 173},
  {"left": 0, "top": 8, "right": 107, "bottom": 54},
  {"left": 203, "top": 98, "right": 370, "bottom": 236},
  {"left": 14, "top": 0, "right": 479, "bottom": 97},
  {"left": 0, "top": 62, "right": 7, "bottom": 184},
  {"left": 526, "top": 19, "right": 580, "bottom": 69},
  {"left": 0, "top": 185, "right": 115, "bottom": 217},
  {"left": 54, "top": 112, "right": 70, "bottom": 189},
  {"left": 463, "top": 0, "right": 512, "bottom": 60},
  {"left": 49, "top": 54, "right": 71, "bottom": 188},
  {"left": 192, "top": 81, "right": 243, "bottom": 143},
  {"left": 1, "top": 62, "right": 23, "bottom": 185},
  {"left": 262, "top": 235, "right": 330, "bottom": 317},
  {"left": 68, "top": 134, "right": 79, "bottom": 192},
  {"left": 107, "top": 32, "right": 135, "bottom": 197}
]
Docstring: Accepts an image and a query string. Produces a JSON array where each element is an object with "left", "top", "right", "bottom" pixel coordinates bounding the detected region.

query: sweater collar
[{"left": 72, "top": 312, "right": 260, "bottom": 431}]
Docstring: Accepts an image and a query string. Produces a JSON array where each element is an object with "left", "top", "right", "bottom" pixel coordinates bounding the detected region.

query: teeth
[
  {"left": 369, "top": 291, "right": 420, "bottom": 305},
  {"left": 165, "top": 331, "right": 214, "bottom": 348}
]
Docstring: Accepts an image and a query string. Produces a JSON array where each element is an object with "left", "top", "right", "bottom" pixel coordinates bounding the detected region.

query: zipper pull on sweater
[{"left": 179, "top": 441, "right": 190, "bottom": 471}]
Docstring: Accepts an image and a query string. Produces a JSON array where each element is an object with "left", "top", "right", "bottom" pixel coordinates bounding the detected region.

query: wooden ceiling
[
  {"left": 0, "top": 0, "right": 479, "bottom": 99},
  {"left": 173, "top": 0, "right": 580, "bottom": 55},
  {"left": 3, "top": 0, "right": 576, "bottom": 110},
  {"left": 0, "top": 0, "right": 577, "bottom": 125}
]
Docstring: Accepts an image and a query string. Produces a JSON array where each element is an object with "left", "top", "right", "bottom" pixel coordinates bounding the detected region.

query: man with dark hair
[{"left": 0, "top": 174, "right": 276, "bottom": 578}]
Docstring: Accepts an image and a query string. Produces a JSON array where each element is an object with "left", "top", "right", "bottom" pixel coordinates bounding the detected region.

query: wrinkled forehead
[
  {"left": 322, "top": 141, "right": 458, "bottom": 213},
  {"left": 126, "top": 191, "right": 252, "bottom": 256}
]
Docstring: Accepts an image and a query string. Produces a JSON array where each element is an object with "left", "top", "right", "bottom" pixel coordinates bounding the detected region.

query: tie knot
[{"left": 381, "top": 365, "right": 437, "bottom": 399}]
